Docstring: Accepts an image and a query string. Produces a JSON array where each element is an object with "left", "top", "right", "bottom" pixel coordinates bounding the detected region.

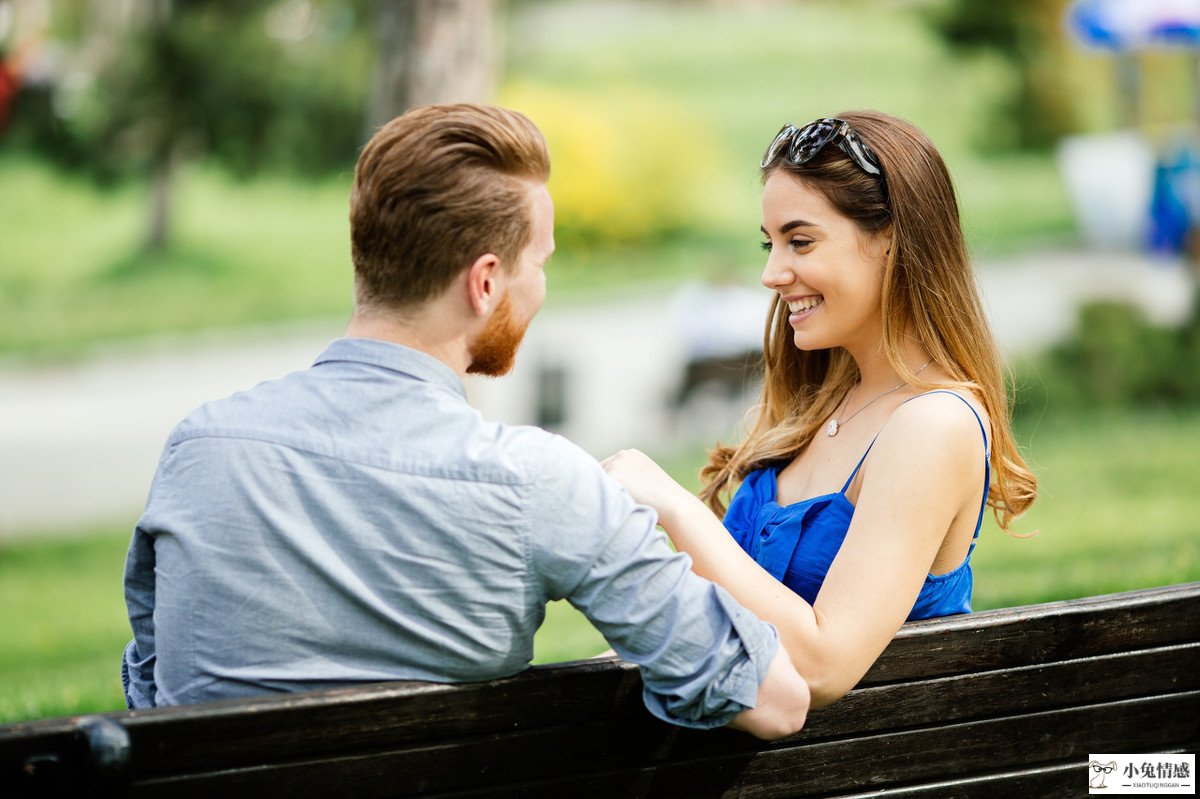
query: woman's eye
[
  {"left": 760, "top": 240, "right": 772, "bottom": 252},
  {"left": 790, "top": 239, "right": 813, "bottom": 250}
]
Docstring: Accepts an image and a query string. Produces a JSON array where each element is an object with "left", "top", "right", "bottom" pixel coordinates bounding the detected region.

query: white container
[{"left": 1056, "top": 130, "right": 1156, "bottom": 251}]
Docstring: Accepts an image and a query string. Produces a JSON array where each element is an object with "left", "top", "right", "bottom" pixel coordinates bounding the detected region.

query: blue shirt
[
  {"left": 722, "top": 390, "right": 990, "bottom": 621},
  {"left": 123, "top": 338, "right": 779, "bottom": 729}
]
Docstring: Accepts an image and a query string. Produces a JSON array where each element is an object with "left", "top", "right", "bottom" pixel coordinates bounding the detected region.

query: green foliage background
[
  {"left": 4, "top": 0, "right": 372, "bottom": 180},
  {"left": 1018, "top": 298, "right": 1200, "bottom": 412}
]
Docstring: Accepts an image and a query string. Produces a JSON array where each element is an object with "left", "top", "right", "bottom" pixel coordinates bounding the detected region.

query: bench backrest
[{"left": 3, "top": 582, "right": 1198, "bottom": 797}]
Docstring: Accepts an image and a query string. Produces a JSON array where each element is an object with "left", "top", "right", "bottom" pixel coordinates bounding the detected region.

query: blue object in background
[
  {"left": 1148, "top": 142, "right": 1200, "bottom": 255},
  {"left": 1068, "top": 0, "right": 1200, "bottom": 51}
]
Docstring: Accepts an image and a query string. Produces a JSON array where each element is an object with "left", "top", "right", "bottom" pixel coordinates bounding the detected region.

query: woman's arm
[{"left": 602, "top": 392, "right": 985, "bottom": 706}]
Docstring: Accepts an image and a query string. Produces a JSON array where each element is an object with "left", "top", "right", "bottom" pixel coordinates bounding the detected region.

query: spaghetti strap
[
  {"left": 839, "top": 390, "right": 989, "bottom": 494},
  {"left": 902, "top": 389, "right": 990, "bottom": 455},
  {"left": 901, "top": 389, "right": 992, "bottom": 545},
  {"left": 839, "top": 437, "right": 877, "bottom": 495}
]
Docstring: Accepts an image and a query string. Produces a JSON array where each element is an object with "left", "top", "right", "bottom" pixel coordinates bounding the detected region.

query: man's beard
[{"left": 467, "top": 294, "right": 529, "bottom": 377}]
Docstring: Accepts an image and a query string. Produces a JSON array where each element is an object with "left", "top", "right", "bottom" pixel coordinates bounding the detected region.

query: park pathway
[{"left": 0, "top": 250, "right": 1192, "bottom": 538}]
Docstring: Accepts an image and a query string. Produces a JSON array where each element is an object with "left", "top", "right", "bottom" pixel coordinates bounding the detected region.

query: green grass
[
  {"left": 0, "top": 157, "right": 356, "bottom": 358},
  {"left": 2, "top": 409, "right": 1196, "bottom": 724},
  {"left": 0, "top": 530, "right": 132, "bottom": 722},
  {"left": 970, "top": 410, "right": 1200, "bottom": 609}
]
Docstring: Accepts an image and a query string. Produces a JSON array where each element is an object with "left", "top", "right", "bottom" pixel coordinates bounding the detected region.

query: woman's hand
[{"left": 600, "top": 449, "right": 690, "bottom": 520}]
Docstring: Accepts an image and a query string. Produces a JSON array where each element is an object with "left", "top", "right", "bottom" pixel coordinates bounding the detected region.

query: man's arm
[
  {"left": 122, "top": 524, "right": 159, "bottom": 709},
  {"left": 528, "top": 435, "right": 809, "bottom": 736}
]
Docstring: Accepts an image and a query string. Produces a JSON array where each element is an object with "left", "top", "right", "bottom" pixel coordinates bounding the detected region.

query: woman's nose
[{"left": 761, "top": 252, "right": 791, "bottom": 290}]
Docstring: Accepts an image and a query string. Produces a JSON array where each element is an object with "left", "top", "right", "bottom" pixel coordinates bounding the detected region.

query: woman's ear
[{"left": 869, "top": 228, "right": 892, "bottom": 265}]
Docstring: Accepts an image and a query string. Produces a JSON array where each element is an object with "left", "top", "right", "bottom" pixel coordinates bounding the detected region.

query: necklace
[{"left": 826, "top": 359, "right": 933, "bottom": 437}]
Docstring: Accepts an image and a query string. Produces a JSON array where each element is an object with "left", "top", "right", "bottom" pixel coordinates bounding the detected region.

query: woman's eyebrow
[{"left": 761, "top": 220, "right": 817, "bottom": 235}]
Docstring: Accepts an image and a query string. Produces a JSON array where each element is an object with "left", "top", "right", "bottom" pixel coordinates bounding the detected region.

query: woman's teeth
[{"left": 788, "top": 297, "right": 823, "bottom": 313}]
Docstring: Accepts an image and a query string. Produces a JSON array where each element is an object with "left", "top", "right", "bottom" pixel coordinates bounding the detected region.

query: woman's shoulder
[
  {"left": 877, "top": 388, "right": 991, "bottom": 462},
  {"left": 853, "top": 388, "right": 989, "bottom": 508}
]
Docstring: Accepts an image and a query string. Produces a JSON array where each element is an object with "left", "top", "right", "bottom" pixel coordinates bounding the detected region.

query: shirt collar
[{"left": 313, "top": 337, "right": 467, "bottom": 399}]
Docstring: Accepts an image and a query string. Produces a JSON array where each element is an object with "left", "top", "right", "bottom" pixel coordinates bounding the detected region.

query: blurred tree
[
  {"left": 14, "top": 0, "right": 502, "bottom": 254},
  {"left": 926, "top": 0, "right": 1080, "bottom": 151},
  {"left": 6, "top": 0, "right": 371, "bottom": 254},
  {"left": 366, "top": 0, "right": 497, "bottom": 132}
]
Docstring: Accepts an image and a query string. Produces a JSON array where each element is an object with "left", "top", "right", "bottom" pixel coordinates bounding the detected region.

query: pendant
[{"left": 826, "top": 420, "right": 839, "bottom": 437}]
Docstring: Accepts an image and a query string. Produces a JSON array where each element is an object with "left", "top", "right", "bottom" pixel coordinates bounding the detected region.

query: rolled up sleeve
[
  {"left": 529, "top": 436, "right": 779, "bottom": 729},
  {"left": 122, "top": 524, "right": 159, "bottom": 709},
  {"left": 637, "top": 582, "right": 779, "bottom": 728}
]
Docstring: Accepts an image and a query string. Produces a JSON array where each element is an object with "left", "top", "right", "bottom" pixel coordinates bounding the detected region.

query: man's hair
[{"left": 350, "top": 103, "right": 550, "bottom": 308}]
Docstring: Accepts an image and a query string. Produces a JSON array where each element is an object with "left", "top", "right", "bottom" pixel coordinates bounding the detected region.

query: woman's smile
[{"left": 786, "top": 295, "right": 824, "bottom": 325}]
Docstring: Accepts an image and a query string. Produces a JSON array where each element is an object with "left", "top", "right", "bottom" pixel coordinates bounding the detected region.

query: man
[{"left": 122, "top": 104, "right": 809, "bottom": 738}]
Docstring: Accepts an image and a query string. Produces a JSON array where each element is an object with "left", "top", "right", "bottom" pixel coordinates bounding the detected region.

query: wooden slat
[
  {"left": 742, "top": 693, "right": 1200, "bottom": 797},
  {"left": 833, "top": 761, "right": 1086, "bottom": 798},
  {"left": 0, "top": 665, "right": 642, "bottom": 796},
  {"left": 0, "top": 725, "right": 88, "bottom": 799},
  {"left": 119, "top": 663, "right": 647, "bottom": 780},
  {"left": 861, "top": 581, "right": 1200, "bottom": 685},
  {"left": 0, "top": 664, "right": 640, "bottom": 776},
  {"left": 413, "top": 692, "right": 1200, "bottom": 798},
  {"left": 125, "top": 689, "right": 1200, "bottom": 797},
  {"left": 0, "top": 717, "right": 130, "bottom": 799},
  {"left": 0, "top": 724, "right": 82, "bottom": 781},
  {"left": 834, "top": 748, "right": 1200, "bottom": 798},
  {"left": 7, "top": 633, "right": 1195, "bottom": 786},
  {"left": 802, "top": 641, "right": 1200, "bottom": 741},
  {"left": 117, "top": 640, "right": 1200, "bottom": 785},
  {"left": 416, "top": 763, "right": 1094, "bottom": 799}
]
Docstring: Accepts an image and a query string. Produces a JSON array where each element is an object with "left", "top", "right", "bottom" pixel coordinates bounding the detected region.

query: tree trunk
[
  {"left": 366, "top": 0, "right": 497, "bottom": 133},
  {"left": 145, "top": 150, "right": 173, "bottom": 253}
]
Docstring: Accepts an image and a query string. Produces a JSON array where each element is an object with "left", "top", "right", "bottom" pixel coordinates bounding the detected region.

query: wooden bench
[{"left": 3, "top": 582, "right": 1197, "bottom": 797}]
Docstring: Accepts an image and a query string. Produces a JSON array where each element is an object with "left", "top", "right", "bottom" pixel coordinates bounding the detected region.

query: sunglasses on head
[{"left": 760, "top": 118, "right": 885, "bottom": 184}]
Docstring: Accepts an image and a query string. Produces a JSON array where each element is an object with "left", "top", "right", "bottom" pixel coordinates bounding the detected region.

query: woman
[{"left": 603, "top": 111, "right": 1037, "bottom": 707}]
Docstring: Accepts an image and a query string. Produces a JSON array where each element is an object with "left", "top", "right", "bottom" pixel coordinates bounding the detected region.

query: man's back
[
  {"left": 125, "top": 338, "right": 777, "bottom": 727},
  {"left": 128, "top": 338, "right": 576, "bottom": 702}
]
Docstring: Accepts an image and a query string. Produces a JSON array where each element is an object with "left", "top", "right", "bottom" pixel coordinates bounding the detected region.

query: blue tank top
[{"left": 721, "top": 390, "right": 990, "bottom": 621}]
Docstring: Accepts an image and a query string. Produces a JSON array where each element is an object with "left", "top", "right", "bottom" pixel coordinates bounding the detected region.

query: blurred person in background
[
  {"left": 121, "top": 103, "right": 809, "bottom": 740},
  {"left": 604, "top": 111, "right": 1037, "bottom": 707},
  {"left": 669, "top": 267, "right": 765, "bottom": 414}
]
